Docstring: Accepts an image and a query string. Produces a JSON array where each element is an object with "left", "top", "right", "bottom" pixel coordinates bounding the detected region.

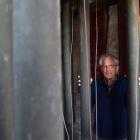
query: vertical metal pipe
[
  {"left": 80, "top": 0, "right": 92, "bottom": 140},
  {"left": 12, "top": 0, "right": 64, "bottom": 140},
  {"left": 138, "top": 49, "right": 140, "bottom": 140},
  {"left": 0, "top": 1, "right": 14, "bottom": 140},
  {"left": 138, "top": 7, "right": 140, "bottom": 140},
  {"left": 126, "top": 0, "right": 140, "bottom": 140},
  {"left": 62, "top": 1, "right": 73, "bottom": 138}
]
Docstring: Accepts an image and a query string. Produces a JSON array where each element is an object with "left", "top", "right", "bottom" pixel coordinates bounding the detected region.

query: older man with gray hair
[{"left": 91, "top": 53, "right": 128, "bottom": 140}]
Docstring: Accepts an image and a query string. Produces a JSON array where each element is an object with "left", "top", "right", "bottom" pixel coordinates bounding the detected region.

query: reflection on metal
[
  {"left": 138, "top": 76, "right": 140, "bottom": 86},
  {"left": 80, "top": 0, "right": 92, "bottom": 140},
  {"left": 12, "top": 0, "right": 64, "bottom": 140},
  {"left": 62, "top": 1, "right": 73, "bottom": 139},
  {"left": 126, "top": 0, "right": 140, "bottom": 140}
]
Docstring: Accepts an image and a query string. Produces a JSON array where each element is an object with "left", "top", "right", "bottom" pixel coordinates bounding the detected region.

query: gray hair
[{"left": 99, "top": 54, "right": 119, "bottom": 66}]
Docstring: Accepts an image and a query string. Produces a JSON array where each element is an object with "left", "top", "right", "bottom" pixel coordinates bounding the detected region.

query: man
[{"left": 91, "top": 54, "right": 128, "bottom": 140}]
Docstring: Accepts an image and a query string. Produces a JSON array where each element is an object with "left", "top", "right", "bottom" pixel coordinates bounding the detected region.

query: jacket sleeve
[
  {"left": 124, "top": 78, "right": 128, "bottom": 109},
  {"left": 91, "top": 81, "right": 96, "bottom": 108}
]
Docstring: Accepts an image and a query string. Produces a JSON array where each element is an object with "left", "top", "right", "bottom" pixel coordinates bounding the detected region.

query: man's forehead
[{"left": 103, "top": 57, "right": 114, "bottom": 64}]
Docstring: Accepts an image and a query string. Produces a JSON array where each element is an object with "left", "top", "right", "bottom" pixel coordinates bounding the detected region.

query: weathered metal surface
[
  {"left": 0, "top": 0, "right": 14, "bottom": 140},
  {"left": 62, "top": 1, "right": 73, "bottom": 139},
  {"left": 79, "top": 0, "right": 92, "bottom": 139},
  {"left": 126, "top": 0, "right": 140, "bottom": 140},
  {"left": 12, "top": 0, "right": 64, "bottom": 140}
]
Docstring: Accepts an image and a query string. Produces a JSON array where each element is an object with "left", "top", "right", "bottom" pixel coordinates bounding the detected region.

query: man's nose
[{"left": 105, "top": 66, "right": 111, "bottom": 71}]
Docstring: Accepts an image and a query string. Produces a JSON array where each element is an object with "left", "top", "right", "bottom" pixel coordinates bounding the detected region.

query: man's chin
[
  {"left": 104, "top": 76, "right": 114, "bottom": 80},
  {"left": 105, "top": 76, "right": 116, "bottom": 81}
]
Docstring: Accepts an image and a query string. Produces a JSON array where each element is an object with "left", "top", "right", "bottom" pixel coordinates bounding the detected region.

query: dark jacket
[{"left": 91, "top": 75, "right": 128, "bottom": 140}]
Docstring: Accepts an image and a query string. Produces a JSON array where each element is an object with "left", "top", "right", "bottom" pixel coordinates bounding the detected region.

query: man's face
[{"left": 101, "top": 57, "right": 118, "bottom": 80}]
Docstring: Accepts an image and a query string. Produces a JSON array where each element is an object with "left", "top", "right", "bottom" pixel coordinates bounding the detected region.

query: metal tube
[
  {"left": 62, "top": 1, "right": 73, "bottom": 138},
  {"left": 0, "top": 1, "right": 14, "bottom": 140},
  {"left": 12, "top": 0, "right": 64, "bottom": 140},
  {"left": 80, "top": 0, "right": 92, "bottom": 140},
  {"left": 126, "top": 0, "right": 140, "bottom": 140}
]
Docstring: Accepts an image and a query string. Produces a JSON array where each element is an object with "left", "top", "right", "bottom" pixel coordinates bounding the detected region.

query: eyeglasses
[{"left": 102, "top": 64, "right": 117, "bottom": 69}]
